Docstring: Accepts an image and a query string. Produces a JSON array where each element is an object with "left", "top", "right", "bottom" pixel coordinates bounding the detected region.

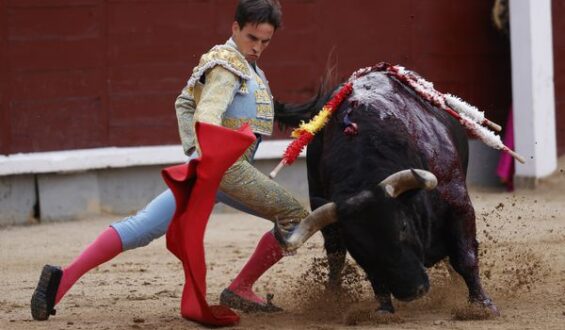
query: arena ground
[{"left": 1, "top": 158, "right": 564, "bottom": 329}]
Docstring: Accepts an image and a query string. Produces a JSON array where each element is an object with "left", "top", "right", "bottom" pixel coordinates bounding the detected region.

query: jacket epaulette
[{"left": 186, "top": 45, "right": 251, "bottom": 95}]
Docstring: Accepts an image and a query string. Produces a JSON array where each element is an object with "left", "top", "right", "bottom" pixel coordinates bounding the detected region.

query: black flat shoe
[
  {"left": 31, "top": 265, "right": 63, "bottom": 321},
  {"left": 219, "top": 288, "right": 283, "bottom": 313}
]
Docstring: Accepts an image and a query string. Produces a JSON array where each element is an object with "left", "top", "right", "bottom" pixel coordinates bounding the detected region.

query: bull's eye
[{"left": 401, "top": 221, "right": 408, "bottom": 232}]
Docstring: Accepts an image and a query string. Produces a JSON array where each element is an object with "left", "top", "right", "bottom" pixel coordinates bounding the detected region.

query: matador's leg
[
  {"left": 218, "top": 155, "right": 309, "bottom": 312},
  {"left": 219, "top": 157, "right": 309, "bottom": 225}
]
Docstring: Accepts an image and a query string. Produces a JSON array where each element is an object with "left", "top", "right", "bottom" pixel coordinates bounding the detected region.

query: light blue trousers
[
  {"left": 111, "top": 189, "right": 265, "bottom": 251},
  {"left": 112, "top": 142, "right": 265, "bottom": 251}
]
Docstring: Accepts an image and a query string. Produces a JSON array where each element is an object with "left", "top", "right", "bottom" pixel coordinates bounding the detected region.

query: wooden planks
[{"left": 3, "top": 0, "right": 561, "bottom": 154}]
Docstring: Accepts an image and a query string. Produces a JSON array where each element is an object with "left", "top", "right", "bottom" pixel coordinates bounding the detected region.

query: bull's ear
[{"left": 378, "top": 169, "right": 437, "bottom": 198}]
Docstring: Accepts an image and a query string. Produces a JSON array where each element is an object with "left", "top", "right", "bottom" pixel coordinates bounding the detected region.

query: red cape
[{"left": 162, "top": 122, "right": 256, "bottom": 326}]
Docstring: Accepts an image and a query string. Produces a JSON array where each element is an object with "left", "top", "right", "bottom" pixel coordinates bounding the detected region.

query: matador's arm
[{"left": 176, "top": 66, "right": 240, "bottom": 155}]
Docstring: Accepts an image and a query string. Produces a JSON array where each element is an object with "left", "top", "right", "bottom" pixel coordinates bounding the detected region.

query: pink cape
[
  {"left": 496, "top": 109, "right": 514, "bottom": 190},
  {"left": 162, "top": 122, "right": 256, "bottom": 326}
]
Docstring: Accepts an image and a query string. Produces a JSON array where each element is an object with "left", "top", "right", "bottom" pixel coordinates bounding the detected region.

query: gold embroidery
[
  {"left": 254, "top": 71, "right": 267, "bottom": 89},
  {"left": 220, "top": 159, "right": 309, "bottom": 224},
  {"left": 256, "top": 80, "right": 266, "bottom": 89},
  {"left": 222, "top": 117, "right": 273, "bottom": 136},
  {"left": 184, "top": 85, "right": 196, "bottom": 99},
  {"left": 198, "top": 46, "right": 250, "bottom": 78},
  {"left": 252, "top": 70, "right": 273, "bottom": 119},
  {"left": 256, "top": 104, "right": 274, "bottom": 120},
  {"left": 255, "top": 89, "right": 272, "bottom": 104},
  {"left": 187, "top": 45, "right": 251, "bottom": 90},
  {"left": 239, "top": 79, "right": 249, "bottom": 94}
]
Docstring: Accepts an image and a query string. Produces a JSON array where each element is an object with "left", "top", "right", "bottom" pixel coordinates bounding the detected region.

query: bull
[{"left": 274, "top": 65, "right": 499, "bottom": 316}]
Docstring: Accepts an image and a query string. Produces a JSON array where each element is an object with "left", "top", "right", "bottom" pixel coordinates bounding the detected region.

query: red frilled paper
[{"left": 162, "top": 122, "right": 256, "bottom": 326}]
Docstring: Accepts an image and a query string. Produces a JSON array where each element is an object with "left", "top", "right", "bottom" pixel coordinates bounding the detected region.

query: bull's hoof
[
  {"left": 377, "top": 304, "right": 395, "bottom": 314},
  {"left": 324, "top": 278, "right": 343, "bottom": 292},
  {"left": 480, "top": 298, "right": 500, "bottom": 317},
  {"left": 376, "top": 294, "right": 395, "bottom": 314},
  {"left": 452, "top": 298, "right": 500, "bottom": 320}
]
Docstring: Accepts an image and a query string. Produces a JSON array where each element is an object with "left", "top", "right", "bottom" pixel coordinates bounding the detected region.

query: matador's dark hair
[{"left": 235, "top": 0, "right": 282, "bottom": 30}]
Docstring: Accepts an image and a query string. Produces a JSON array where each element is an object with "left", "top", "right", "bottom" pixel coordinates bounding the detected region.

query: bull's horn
[
  {"left": 281, "top": 202, "right": 338, "bottom": 251},
  {"left": 378, "top": 169, "right": 438, "bottom": 198}
]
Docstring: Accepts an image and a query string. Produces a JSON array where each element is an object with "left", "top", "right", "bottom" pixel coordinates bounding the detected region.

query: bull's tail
[
  {"left": 274, "top": 85, "right": 336, "bottom": 129},
  {"left": 275, "top": 51, "right": 341, "bottom": 128}
]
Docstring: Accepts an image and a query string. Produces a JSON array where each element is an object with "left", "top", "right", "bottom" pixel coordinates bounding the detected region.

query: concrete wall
[
  {"left": 98, "top": 166, "right": 170, "bottom": 215},
  {"left": 37, "top": 172, "right": 101, "bottom": 223},
  {"left": 0, "top": 175, "right": 36, "bottom": 225},
  {"left": 0, "top": 166, "right": 175, "bottom": 226}
]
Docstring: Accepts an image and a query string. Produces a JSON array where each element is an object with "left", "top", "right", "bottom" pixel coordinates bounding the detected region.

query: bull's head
[{"left": 277, "top": 169, "right": 437, "bottom": 301}]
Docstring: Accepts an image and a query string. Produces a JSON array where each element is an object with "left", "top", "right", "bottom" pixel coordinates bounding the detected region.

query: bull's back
[{"left": 321, "top": 72, "right": 469, "bottom": 202}]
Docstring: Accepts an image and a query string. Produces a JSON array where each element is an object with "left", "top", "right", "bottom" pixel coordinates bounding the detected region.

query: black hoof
[
  {"left": 377, "top": 294, "right": 395, "bottom": 314},
  {"left": 476, "top": 297, "right": 500, "bottom": 317},
  {"left": 324, "top": 280, "right": 343, "bottom": 292},
  {"left": 376, "top": 306, "right": 395, "bottom": 314},
  {"left": 220, "top": 289, "right": 283, "bottom": 313},
  {"left": 31, "top": 265, "right": 63, "bottom": 321}
]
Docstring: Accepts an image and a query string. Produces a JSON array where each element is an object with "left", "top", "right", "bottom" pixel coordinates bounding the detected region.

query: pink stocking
[
  {"left": 55, "top": 227, "right": 123, "bottom": 304},
  {"left": 228, "top": 231, "right": 283, "bottom": 303}
]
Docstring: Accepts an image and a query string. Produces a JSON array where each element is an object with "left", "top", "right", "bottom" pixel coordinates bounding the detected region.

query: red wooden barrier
[{"left": 0, "top": 0, "right": 561, "bottom": 155}]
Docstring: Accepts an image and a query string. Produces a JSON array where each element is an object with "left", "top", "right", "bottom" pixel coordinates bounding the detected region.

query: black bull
[{"left": 275, "top": 70, "right": 499, "bottom": 315}]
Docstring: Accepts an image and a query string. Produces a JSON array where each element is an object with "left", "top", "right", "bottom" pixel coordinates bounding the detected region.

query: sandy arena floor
[{"left": 1, "top": 160, "right": 564, "bottom": 329}]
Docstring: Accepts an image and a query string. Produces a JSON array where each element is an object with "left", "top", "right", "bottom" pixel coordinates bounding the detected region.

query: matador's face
[{"left": 232, "top": 21, "right": 275, "bottom": 63}]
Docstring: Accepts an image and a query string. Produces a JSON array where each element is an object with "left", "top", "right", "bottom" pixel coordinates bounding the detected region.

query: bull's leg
[
  {"left": 447, "top": 203, "right": 499, "bottom": 316},
  {"left": 320, "top": 223, "right": 346, "bottom": 290},
  {"left": 343, "top": 274, "right": 397, "bottom": 326},
  {"left": 368, "top": 275, "right": 394, "bottom": 313},
  {"left": 306, "top": 136, "right": 348, "bottom": 291}
]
